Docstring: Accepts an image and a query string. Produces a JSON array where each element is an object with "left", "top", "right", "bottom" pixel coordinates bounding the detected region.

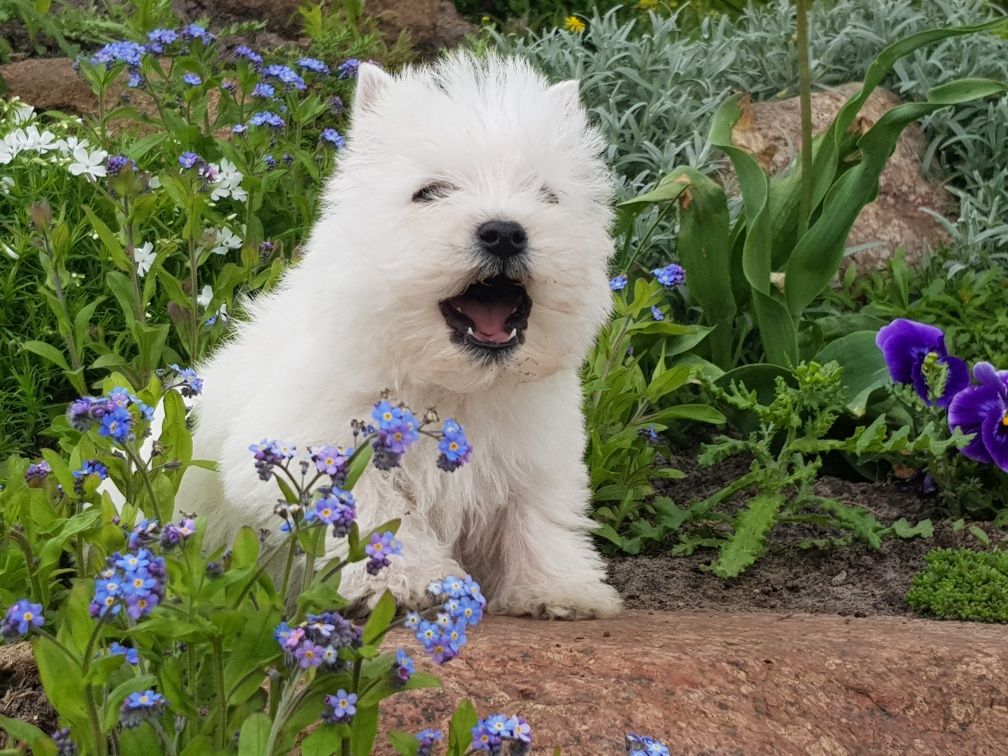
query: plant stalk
[{"left": 796, "top": 0, "right": 814, "bottom": 236}]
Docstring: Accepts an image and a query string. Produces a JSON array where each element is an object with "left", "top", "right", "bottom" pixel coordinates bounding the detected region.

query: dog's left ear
[
  {"left": 548, "top": 79, "right": 582, "bottom": 111},
  {"left": 353, "top": 63, "right": 393, "bottom": 117}
]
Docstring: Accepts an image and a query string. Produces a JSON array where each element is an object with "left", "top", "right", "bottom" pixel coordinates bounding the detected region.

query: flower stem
[
  {"left": 279, "top": 537, "right": 298, "bottom": 602},
  {"left": 212, "top": 638, "right": 228, "bottom": 749},
  {"left": 7, "top": 530, "right": 45, "bottom": 604},
  {"left": 187, "top": 234, "right": 200, "bottom": 362},
  {"left": 81, "top": 615, "right": 111, "bottom": 756},
  {"left": 796, "top": 0, "right": 814, "bottom": 236},
  {"left": 123, "top": 444, "right": 162, "bottom": 522},
  {"left": 262, "top": 678, "right": 307, "bottom": 756}
]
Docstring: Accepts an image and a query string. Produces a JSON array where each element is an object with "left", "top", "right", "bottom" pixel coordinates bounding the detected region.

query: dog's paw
[
  {"left": 488, "top": 581, "right": 622, "bottom": 620},
  {"left": 344, "top": 558, "right": 468, "bottom": 614}
]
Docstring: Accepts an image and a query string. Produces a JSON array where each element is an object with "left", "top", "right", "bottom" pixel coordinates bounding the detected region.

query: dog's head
[{"left": 315, "top": 53, "right": 614, "bottom": 393}]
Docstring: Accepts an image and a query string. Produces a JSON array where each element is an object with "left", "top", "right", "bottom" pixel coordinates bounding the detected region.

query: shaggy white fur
[{"left": 179, "top": 52, "right": 622, "bottom": 619}]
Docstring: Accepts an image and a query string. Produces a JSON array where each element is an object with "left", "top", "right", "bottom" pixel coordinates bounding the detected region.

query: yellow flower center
[{"left": 1002, "top": 411, "right": 1008, "bottom": 428}]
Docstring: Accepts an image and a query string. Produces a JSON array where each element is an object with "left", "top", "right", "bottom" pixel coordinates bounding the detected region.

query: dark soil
[
  {"left": 607, "top": 449, "right": 1003, "bottom": 617},
  {"left": 0, "top": 643, "right": 55, "bottom": 739}
]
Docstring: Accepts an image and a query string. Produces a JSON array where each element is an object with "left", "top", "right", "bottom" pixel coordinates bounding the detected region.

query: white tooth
[
  {"left": 455, "top": 306, "right": 463, "bottom": 313},
  {"left": 508, "top": 328, "right": 517, "bottom": 339},
  {"left": 466, "top": 326, "right": 474, "bottom": 336}
]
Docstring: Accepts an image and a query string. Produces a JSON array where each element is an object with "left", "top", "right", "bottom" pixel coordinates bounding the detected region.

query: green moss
[{"left": 907, "top": 548, "right": 1008, "bottom": 623}]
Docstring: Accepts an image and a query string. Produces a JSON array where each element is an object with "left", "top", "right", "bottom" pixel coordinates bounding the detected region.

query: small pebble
[{"left": 831, "top": 570, "right": 849, "bottom": 586}]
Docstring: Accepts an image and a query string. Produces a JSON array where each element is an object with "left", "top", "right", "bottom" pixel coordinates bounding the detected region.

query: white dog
[{"left": 181, "top": 52, "right": 622, "bottom": 619}]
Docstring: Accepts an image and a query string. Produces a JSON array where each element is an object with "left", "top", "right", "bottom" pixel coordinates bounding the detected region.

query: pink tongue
[{"left": 459, "top": 301, "right": 515, "bottom": 343}]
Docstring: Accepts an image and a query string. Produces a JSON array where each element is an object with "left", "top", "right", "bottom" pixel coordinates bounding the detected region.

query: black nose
[{"left": 477, "top": 220, "right": 527, "bottom": 259}]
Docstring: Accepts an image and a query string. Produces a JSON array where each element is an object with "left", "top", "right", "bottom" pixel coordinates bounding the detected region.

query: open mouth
[{"left": 439, "top": 275, "right": 532, "bottom": 355}]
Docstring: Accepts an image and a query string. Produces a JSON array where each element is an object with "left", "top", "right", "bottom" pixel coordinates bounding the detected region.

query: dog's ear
[
  {"left": 354, "top": 63, "right": 393, "bottom": 116},
  {"left": 548, "top": 79, "right": 582, "bottom": 111}
]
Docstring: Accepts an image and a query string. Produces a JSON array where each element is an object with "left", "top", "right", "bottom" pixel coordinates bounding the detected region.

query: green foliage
[
  {"left": 0, "top": 10, "right": 374, "bottom": 458},
  {"left": 457, "top": 0, "right": 760, "bottom": 34},
  {"left": 686, "top": 361, "right": 943, "bottom": 577},
  {"left": 496, "top": 0, "right": 1008, "bottom": 266},
  {"left": 583, "top": 277, "right": 724, "bottom": 552},
  {"left": 826, "top": 251, "right": 1008, "bottom": 369},
  {"left": 0, "top": 378, "right": 480, "bottom": 754},
  {"left": 907, "top": 548, "right": 1008, "bottom": 622},
  {"left": 299, "top": 0, "right": 413, "bottom": 71},
  {"left": 618, "top": 24, "right": 1008, "bottom": 369}
]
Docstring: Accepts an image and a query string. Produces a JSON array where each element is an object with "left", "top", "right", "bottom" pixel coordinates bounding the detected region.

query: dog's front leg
[
  {"left": 484, "top": 481, "right": 622, "bottom": 620},
  {"left": 325, "top": 491, "right": 466, "bottom": 612}
]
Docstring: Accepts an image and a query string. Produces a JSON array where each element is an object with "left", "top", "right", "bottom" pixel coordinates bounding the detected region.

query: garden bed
[{"left": 608, "top": 451, "right": 1001, "bottom": 617}]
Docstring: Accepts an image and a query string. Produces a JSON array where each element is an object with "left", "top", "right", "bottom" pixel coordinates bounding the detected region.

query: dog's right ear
[{"left": 353, "top": 63, "right": 393, "bottom": 117}]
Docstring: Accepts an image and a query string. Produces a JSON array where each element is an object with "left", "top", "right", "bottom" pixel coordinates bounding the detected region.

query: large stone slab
[{"left": 381, "top": 611, "right": 1008, "bottom": 754}]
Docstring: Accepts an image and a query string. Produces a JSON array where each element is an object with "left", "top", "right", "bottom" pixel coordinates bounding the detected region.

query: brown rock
[
  {"left": 0, "top": 58, "right": 98, "bottom": 116},
  {"left": 0, "top": 56, "right": 221, "bottom": 134},
  {"left": 176, "top": 0, "right": 472, "bottom": 55},
  {"left": 381, "top": 611, "right": 1008, "bottom": 754},
  {"left": 729, "top": 83, "right": 955, "bottom": 270}
]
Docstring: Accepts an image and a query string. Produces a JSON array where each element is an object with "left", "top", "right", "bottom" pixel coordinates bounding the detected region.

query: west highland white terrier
[{"left": 181, "top": 52, "right": 622, "bottom": 619}]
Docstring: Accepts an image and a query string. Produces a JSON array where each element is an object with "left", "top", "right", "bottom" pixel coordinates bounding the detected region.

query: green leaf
[
  {"left": 0, "top": 716, "right": 57, "bottom": 756},
  {"left": 238, "top": 712, "right": 272, "bottom": 756},
  {"left": 363, "top": 590, "right": 396, "bottom": 644},
  {"left": 447, "top": 699, "right": 479, "bottom": 756},
  {"left": 83, "top": 206, "right": 130, "bottom": 271},
  {"left": 388, "top": 730, "right": 421, "bottom": 756},
  {"left": 968, "top": 525, "right": 991, "bottom": 547},
  {"left": 21, "top": 340, "right": 71, "bottom": 371},
  {"left": 102, "top": 674, "right": 158, "bottom": 732},
  {"left": 712, "top": 492, "right": 782, "bottom": 578},
  {"left": 815, "top": 331, "right": 889, "bottom": 416},
  {"left": 301, "top": 726, "right": 344, "bottom": 756},
  {"left": 349, "top": 704, "right": 379, "bottom": 756},
  {"left": 891, "top": 518, "right": 934, "bottom": 540},
  {"left": 33, "top": 636, "right": 89, "bottom": 736},
  {"left": 180, "top": 736, "right": 217, "bottom": 756},
  {"left": 647, "top": 404, "right": 726, "bottom": 425},
  {"left": 926, "top": 78, "right": 1008, "bottom": 105},
  {"left": 106, "top": 270, "right": 138, "bottom": 325},
  {"left": 231, "top": 526, "right": 261, "bottom": 568}
]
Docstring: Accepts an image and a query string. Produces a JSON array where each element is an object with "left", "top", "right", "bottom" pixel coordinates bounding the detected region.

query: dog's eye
[
  {"left": 412, "top": 182, "right": 454, "bottom": 203},
  {"left": 540, "top": 186, "right": 559, "bottom": 204}
]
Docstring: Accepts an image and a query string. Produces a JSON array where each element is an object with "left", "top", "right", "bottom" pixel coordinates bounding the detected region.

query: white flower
[
  {"left": 209, "top": 226, "right": 242, "bottom": 256},
  {"left": 134, "top": 241, "right": 156, "bottom": 276},
  {"left": 148, "top": 175, "right": 161, "bottom": 189},
  {"left": 208, "top": 158, "right": 247, "bottom": 202},
  {"left": 68, "top": 145, "right": 109, "bottom": 181},
  {"left": 206, "top": 302, "right": 229, "bottom": 325},
  {"left": 197, "top": 285, "right": 214, "bottom": 309},
  {"left": 21, "top": 125, "right": 59, "bottom": 153},
  {"left": 11, "top": 104, "right": 35, "bottom": 125},
  {"left": 58, "top": 136, "right": 91, "bottom": 156},
  {"left": 0, "top": 176, "right": 13, "bottom": 194},
  {"left": 2, "top": 242, "right": 17, "bottom": 260},
  {"left": 0, "top": 131, "right": 25, "bottom": 165}
]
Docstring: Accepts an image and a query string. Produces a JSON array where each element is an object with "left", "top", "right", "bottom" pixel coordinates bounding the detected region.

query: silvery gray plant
[{"left": 493, "top": 0, "right": 1008, "bottom": 263}]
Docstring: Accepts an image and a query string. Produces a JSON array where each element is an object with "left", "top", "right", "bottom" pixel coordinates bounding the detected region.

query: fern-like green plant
[{"left": 693, "top": 361, "right": 944, "bottom": 577}]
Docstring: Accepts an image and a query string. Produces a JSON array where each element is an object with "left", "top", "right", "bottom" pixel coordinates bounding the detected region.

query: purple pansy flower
[
  {"left": 875, "top": 319, "right": 969, "bottom": 407},
  {"left": 948, "top": 362, "right": 1008, "bottom": 471}
]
